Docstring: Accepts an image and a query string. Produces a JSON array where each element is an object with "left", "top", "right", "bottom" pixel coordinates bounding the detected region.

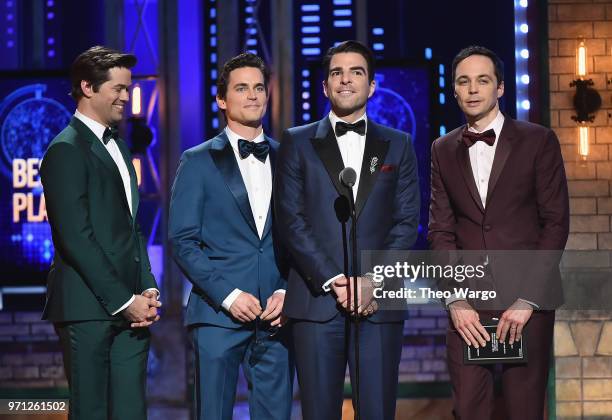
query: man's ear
[
  {"left": 367, "top": 79, "right": 376, "bottom": 99},
  {"left": 80, "top": 80, "right": 94, "bottom": 98},
  {"left": 322, "top": 80, "right": 329, "bottom": 99},
  {"left": 216, "top": 95, "right": 226, "bottom": 111},
  {"left": 497, "top": 81, "right": 505, "bottom": 99}
]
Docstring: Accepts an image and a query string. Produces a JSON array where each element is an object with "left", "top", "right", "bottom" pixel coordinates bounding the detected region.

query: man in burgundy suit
[{"left": 428, "top": 46, "right": 569, "bottom": 420}]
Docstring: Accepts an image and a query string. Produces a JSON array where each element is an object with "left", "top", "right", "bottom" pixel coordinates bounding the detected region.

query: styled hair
[
  {"left": 452, "top": 45, "right": 504, "bottom": 86},
  {"left": 70, "top": 45, "right": 136, "bottom": 101},
  {"left": 216, "top": 52, "right": 270, "bottom": 99},
  {"left": 322, "top": 40, "right": 376, "bottom": 83}
]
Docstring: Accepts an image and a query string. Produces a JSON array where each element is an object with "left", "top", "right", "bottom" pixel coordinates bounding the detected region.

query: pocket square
[{"left": 380, "top": 164, "right": 396, "bottom": 173}]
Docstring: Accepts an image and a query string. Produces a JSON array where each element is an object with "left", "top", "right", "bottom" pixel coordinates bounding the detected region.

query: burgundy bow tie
[{"left": 462, "top": 128, "right": 496, "bottom": 147}]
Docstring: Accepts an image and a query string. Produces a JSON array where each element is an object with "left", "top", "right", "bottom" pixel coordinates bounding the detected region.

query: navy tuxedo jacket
[
  {"left": 274, "top": 117, "right": 420, "bottom": 322},
  {"left": 169, "top": 132, "right": 286, "bottom": 328}
]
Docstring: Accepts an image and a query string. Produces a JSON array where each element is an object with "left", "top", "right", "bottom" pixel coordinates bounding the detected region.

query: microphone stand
[{"left": 346, "top": 187, "right": 360, "bottom": 420}]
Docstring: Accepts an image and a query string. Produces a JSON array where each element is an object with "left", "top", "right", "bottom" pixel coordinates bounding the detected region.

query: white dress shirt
[
  {"left": 468, "top": 110, "right": 504, "bottom": 207},
  {"left": 322, "top": 111, "right": 368, "bottom": 292},
  {"left": 74, "top": 110, "right": 158, "bottom": 315},
  {"left": 221, "top": 127, "right": 284, "bottom": 311}
]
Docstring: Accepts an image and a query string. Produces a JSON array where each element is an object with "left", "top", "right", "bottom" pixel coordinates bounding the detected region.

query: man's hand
[
  {"left": 123, "top": 295, "right": 162, "bottom": 328},
  {"left": 228, "top": 292, "right": 262, "bottom": 323},
  {"left": 496, "top": 299, "right": 533, "bottom": 345},
  {"left": 331, "top": 276, "right": 374, "bottom": 315},
  {"left": 130, "top": 290, "right": 162, "bottom": 328},
  {"left": 261, "top": 292, "right": 286, "bottom": 327},
  {"left": 448, "top": 300, "right": 490, "bottom": 348}
]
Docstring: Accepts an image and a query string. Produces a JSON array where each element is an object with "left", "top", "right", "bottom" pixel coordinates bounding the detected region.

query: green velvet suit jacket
[{"left": 40, "top": 116, "right": 157, "bottom": 322}]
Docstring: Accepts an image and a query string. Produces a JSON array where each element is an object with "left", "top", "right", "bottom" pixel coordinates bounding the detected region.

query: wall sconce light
[
  {"left": 578, "top": 124, "right": 590, "bottom": 162},
  {"left": 571, "top": 40, "right": 600, "bottom": 162},
  {"left": 570, "top": 40, "right": 601, "bottom": 123}
]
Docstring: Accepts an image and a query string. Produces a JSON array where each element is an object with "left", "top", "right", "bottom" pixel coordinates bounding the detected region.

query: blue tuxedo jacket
[
  {"left": 274, "top": 117, "right": 420, "bottom": 322},
  {"left": 169, "top": 132, "right": 286, "bottom": 328}
]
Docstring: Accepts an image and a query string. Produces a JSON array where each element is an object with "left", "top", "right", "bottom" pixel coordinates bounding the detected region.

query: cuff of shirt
[
  {"left": 322, "top": 273, "right": 345, "bottom": 292},
  {"left": 273, "top": 289, "right": 286, "bottom": 294},
  {"left": 142, "top": 288, "right": 160, "bottom": 300},
  {"left": 112, "top": 294, "right": 136, "bottom": 316},
  {"left": 445, "top": 296, "right": 467, "bottom": 308},
  {"left": 518, "top": 298, "right": 539, "bottom": 309},
  {"left": 221, "top": 288, "right": 243, "bottom": 311}
]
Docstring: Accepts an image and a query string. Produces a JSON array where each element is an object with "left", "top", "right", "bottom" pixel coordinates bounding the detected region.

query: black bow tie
[
  {"left": 335, "top": 120, "right": 366, "bottom": 137},
  {"left": 238, "top": 139, "right": 270, "bottom": 163},
  {"left": 462, "top": 128, "right": 496, "bottom": 147},
  {"left": 102, "top": 127, "right": 119, "bottom": 145}
]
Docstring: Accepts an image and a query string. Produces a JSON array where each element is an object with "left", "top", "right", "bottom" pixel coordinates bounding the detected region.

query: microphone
[
  {"left": 339, "top": 167, "right": 357, "bottom": 188},
  {"left": 334, "top": 196, "right": 350, "bottom": 223}
]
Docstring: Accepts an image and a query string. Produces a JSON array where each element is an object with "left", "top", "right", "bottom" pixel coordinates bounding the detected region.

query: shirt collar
[
  {"left": 225, "top": 126, "right": 265, "bottom": 152},
  {"left": 468, "top": 110, "right": 505, "bottom": 140},
  {"left": 328, "top": 111, "right": 368, "bottom": 136},
  {"left": 74, "top": 109, "right": 110, "bottom": 142}
]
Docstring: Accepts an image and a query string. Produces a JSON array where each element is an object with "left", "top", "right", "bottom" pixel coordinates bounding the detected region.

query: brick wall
[
  {"left": 549, "top": 0, "right": 612, "bottom": 418},
  {"left": 0, "top": 311, "right": 66, "bottom": 389}
]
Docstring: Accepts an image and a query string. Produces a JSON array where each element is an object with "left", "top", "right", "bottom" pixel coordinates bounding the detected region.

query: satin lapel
[
  {"left": 310, "top": 118, "right": 347, "bottom": 198},
  {"left": 210, "top": 133, "right": 258, "bottom": 236},
  {"left": 70, "top": 118, "right": 131, "bottom": 215},
  {"left": 262, "top": 136, "right": 276, "bottom": 239},
  {"left": 116, "top": 138, "right": 139, "bottom": 220},
  {"left": 355, "top": 121, "right": 390, "bottom": 218},
  {"left": 455, "top": 129, "right": 485, "bottom": 214},
  {"left": 485, "top": 119, "right": 514, "bottom": 208}
]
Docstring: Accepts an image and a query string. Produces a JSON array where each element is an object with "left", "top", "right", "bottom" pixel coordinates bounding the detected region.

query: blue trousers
[{"left": 191, "top": 323, "right": 293, "bottom": 420}]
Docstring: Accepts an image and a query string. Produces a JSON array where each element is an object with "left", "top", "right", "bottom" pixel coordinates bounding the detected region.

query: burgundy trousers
[{"left": 446, "top": 310, "right": 555, "bottom": 420}]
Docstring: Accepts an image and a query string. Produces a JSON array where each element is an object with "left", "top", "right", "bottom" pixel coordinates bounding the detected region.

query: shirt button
[
  {"left": 480, "top": 179, "right": 485, "bottom": 183},
  {"left": 258, "top": 216, "right": 262, "bottom": 219}
]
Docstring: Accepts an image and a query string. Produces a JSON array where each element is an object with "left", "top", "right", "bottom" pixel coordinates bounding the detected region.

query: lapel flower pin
[{"left": 369, "top": 156, "right": 379, "bottom": 174}]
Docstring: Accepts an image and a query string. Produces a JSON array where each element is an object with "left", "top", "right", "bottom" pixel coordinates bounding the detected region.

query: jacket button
[
  {"left": 483, "top": 224, "right": 492, "bottom": 232},
  {"left": 134, "top": 256, "right": 141, "bottom": 263},
  {"left": 259, "top": 248, "right": 264, "bottom": 253}
]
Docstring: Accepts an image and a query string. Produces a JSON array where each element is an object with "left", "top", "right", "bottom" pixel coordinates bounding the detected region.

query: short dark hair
[
  {"left": 216, "top": 53, "right": 270, "bottom": 100},
  {"left": 70, "top": 45, "right": 137, "bottom": 101},
  {"left": 322, "top": 40, "right": 375, "bottom": 83},
  {"left": 452, "top": 45, "right": 504, "bottom": 86}
]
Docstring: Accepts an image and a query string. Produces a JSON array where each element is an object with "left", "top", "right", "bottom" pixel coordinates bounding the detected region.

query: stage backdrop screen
[
  {"left": 0, "top": 73, "right": 73, "bottom": 286},
  {"left": 311, "top": 61, "right": 434, "bottom": 249}
]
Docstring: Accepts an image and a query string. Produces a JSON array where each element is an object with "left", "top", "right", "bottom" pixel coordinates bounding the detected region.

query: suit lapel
[
  {"left": 355, "top": 121, "right": 390, "bottom": 218},
  {"left": 485, "top": 118, "right": 514, "bottom": 208},
  {"left": 210, "top": 133, "right": 258, "bottom": 236},
  {"left": 116, "top": 138, "right": 139, "bottom": 219},
  {"left": 310, "top": 118, "right": 347, "bottom": 199},
  {"left": 262, "top": 136, "right": 276, "bottom": 239},
  {"left": 70, "top": 118, "right": 132, "bottom": 216},
  {"left": 455, "top": 128, "right": 485, "bottom": 213}
]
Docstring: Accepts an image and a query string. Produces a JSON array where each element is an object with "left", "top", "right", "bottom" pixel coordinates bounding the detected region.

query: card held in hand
[{"left": 463, "top": 318, "right": 527, "bottom": 365}]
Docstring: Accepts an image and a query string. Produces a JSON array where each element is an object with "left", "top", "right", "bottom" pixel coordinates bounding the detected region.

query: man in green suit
[{"left": 40, "top": 46, "right": 161, "bottom": 420}]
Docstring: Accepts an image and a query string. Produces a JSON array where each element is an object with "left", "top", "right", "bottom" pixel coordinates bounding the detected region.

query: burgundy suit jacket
[{"left": 428, "top": 116, "right": 569, "bottom": 309}]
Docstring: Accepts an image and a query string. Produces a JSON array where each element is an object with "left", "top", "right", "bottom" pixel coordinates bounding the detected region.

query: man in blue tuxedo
[
  {"left": 274, "top": 40, "right": 420, "bottom": 420},
  {"left": 169, "top": 53, "right": 292, "bottom": 420}
]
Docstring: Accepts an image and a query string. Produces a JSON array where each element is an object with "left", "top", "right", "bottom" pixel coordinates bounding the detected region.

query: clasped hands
[
  {"left": 228, "top": 291, "right": 287, "bottom": 327},
  {"left": 123, "top": 290, "right": 162, "bottom": 328},
  {"left": 448, "top": 299, "right": 533, "bottom": 348},
  {"left": 331, "top": 276, "right": 378, "bottom": 317}
]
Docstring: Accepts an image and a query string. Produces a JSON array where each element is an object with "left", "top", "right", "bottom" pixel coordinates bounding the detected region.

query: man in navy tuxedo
[
  {"left": 169, "top": 53, "right": 292, "bottom": 420},
  {"left": 274, "top": 40, "right": 420, "bottom": 420}
]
